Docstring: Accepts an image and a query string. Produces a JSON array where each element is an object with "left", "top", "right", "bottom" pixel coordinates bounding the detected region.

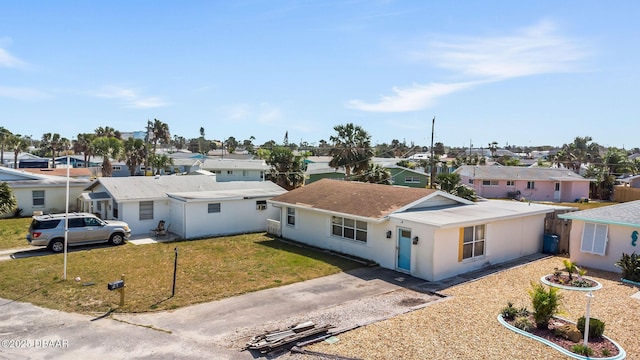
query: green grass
[
  {"left": 0, "top": 217, "right": 31, "bottom": 250},
  {"left": 0, "top": 233, "right": 362, "bottom": 314}
]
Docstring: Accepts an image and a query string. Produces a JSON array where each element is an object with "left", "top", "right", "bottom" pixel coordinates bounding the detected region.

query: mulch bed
[{"left": 504, "top": 315, "right": 619, "bottom": 358}]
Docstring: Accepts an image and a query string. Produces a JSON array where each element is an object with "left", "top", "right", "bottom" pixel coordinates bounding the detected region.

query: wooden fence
[{"left": 613, "top": 186, "right": 640, "bottom": 202}]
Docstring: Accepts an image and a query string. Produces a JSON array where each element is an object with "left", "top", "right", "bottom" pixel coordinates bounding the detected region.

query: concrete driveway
[{"left": 0, "top": 267, "right": 437, "bottom": 360}]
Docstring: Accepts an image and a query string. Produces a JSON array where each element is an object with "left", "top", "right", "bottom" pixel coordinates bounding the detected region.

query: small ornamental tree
[{"left": 529, "top": 282, "right": 562, "bottom": 329}]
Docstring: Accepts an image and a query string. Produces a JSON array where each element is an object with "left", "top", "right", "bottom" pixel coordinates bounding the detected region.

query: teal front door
[{"left": 397, "top": 229, "right": 411, "bottom": 271}]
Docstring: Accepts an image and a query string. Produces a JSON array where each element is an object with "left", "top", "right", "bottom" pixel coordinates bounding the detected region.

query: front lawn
[
  {"left": 0, "top": 217, "right": 31, "bottom": 250},
  {"left": 0, "top": 233, "right": 362, "bottom": 314}
]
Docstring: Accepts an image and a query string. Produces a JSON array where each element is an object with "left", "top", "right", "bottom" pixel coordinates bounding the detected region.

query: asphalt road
[{"left": 0, "top": 267, "right": 435, "bottom": 360}]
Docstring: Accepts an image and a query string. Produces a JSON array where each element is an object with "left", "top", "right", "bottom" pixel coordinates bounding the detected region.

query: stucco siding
[
  {"left": 13, "top": 185, "right": 84, "bottom": 216},
  {"left": 181, "top": 199, "right": 277, "bottom": 239},
  {"left": 120, "top": 200, "right": 170, "bottom": 236},
  {"left": 569, "top": 220, "right": 639, "bottom": 273}
]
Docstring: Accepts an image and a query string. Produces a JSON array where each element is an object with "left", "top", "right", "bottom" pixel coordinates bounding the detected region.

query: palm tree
[
  {"left": 148, "top": 154, "right": 173, "bottom": 175},
  {"left": 329, "top": 123, "right": 374, "bottom": 180},
  {"left": 0, "top": 182, "right": 17, "bottom": 215},
  {"left": 74, "top": 133, "right": 96, "bottom": 167},
  {"left": 7, "top": 134, "right": 29, "bottom": 168},
  {"left": 148, "top": 119, "right": 170, "bottom": 174},
  {"left": 123, "top": 138, "right": 146, "bottom": 176},
  {"left": 436, "top": 173, "right": 461, "bottom": 193},
  {"left": 0, "top": 127, "right": 13, "bottom": 165},
  {"left": 41, "top": 133, "right": 61, "bottom": 168},
  {"left": 355, "top": 163, "right": 391, "bottom": 184},
  {"left": 92, "top": 137, "right": 123, "bottom": 177},
  {"left": 266, "top": 147, "right": 306, "bottom": 190}
]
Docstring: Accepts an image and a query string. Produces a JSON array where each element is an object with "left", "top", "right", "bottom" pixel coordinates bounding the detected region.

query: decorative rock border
[
  {"left": 541, "top": 275, "right": 603, "bottom": 291},
  {"left": 498, "top": 314, "right": 626, "bottom": 360}
]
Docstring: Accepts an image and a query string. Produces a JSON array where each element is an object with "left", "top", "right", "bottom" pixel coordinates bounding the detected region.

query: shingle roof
[
  {"left": 454, "top": 165, "right": 592, "bottom": 181},
  {"left": 269, "top": 178, "right": 437, "bottom": 219},
  {"left": 558, "top": 200, "right": 640, "bottom": 227}
]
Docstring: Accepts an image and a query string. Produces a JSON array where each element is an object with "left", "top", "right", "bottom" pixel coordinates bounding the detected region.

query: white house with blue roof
[{"left": 559, "top": 200, "right": 640, "bottom": 273}]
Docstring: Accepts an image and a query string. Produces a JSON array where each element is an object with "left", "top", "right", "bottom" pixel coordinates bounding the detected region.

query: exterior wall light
[
  {"left": 412, "top": 236, "right": 419, "bottom": 245},
  {"left": 386, "top": 230, "right": 392, "bottom": 239}
]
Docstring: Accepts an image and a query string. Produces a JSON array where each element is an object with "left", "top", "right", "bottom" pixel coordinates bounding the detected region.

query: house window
[
  {"left": 32, "top": 190, "right": 45, "bottom": 207},
  {"left": 460, "top": 224, "right": 485, "bottom": 260},
  {"left": 227, "top": 170, "right": 233, "bottom": 175},
  {"left": 208, "top": 203, "right": 221, "bottom": 213},
  {"left": 112, "top": 166, "right": 122, "bottom": 171},
  {"left": 580, "top": 222, "right": 608, "bottom": 255},
  {"left": 286, "top": 207, "right": 296, "bottom": 226},
  {"left": 256, "top": 200, "right": 267, "bottom": 210},
  {"left": 243, "top": 170, "right": 249, "bottom": 177},
  {"left": 482, "top": 180, "right": 498, "bottom": 186},
  {"left": 468, "top": 179, "right": 473, "bottom": 184},
  {"left": 555, "top": 182, "right": 560, "bottom": 191},
  {"left": 139, "top": 201, "right": 154, "bottom": 220},
  {"left": 331, "top": 216, "right": 367, "bottom": 242},
  {"left": 113, "top": 201, "right": 119, "bottom": 218},
  {"left": 405, "top": 176, "right": 421, "bottom": 184},
  {"left": 527, "top": 181, "right": 535, "bottom": 189},
  {"left": 506, "top": 180, "right": 515, "bottom": 186}
]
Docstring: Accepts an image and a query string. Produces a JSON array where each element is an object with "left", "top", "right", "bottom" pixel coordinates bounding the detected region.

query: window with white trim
[
  {"left": 286, "top": 207, "right": 296, "bottom": 226},
  {"left": 405, "top": 176, "right": 421, "bottom": 184},
  {"left": 32, "top": 190, "right": 45, "bottom": 207},
  {"left": 580, "top": 222, "right": 608, "bottom": 255},
  {"left": 256, "top": 200, "right": 267, "bottom": 210},
  {"left": 461, "top": 224, "right": 485, "bottom": 260},
  {"left": 527, "top": 181, "right": 535, "bottom": 189},
  {"left": 208, "top": 203, "right": 221, "bottom": 213},
  {"left": 506, "top": 180, "right": 515, "bottom": 186},
  {"left": 482, "top": 180, "right": 498, "bottom": 186},
  {"left": 331, "top": 216, "right": 367, "bottom": 242},
  {"left": 139, "top": 201, "right": 153, "bottom": 220}
]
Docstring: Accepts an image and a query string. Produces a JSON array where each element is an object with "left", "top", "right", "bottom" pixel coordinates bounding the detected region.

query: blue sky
[{"left": 1, "top": 1, "right": 638, "bottom": 149}]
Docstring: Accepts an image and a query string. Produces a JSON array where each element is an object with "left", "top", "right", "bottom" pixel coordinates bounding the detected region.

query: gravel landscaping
[{"left": 302, "top": 256, "right": 640, "bottom": 360}]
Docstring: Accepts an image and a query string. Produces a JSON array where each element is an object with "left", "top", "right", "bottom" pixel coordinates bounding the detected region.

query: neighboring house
[
  {"left": 0, "top": 167, "right": 90, "bottom": 217},
  {"left": 454, "top": 165, "right": 592, "bottom": 202},
  {"left": 559, "top": 201, "right": 640, "bottom": 273},
  {"left": 385, "top": 165, "right": 428, "bottom": 188},
  {"left": 21, "top": 167, "right": 93, "bottom": 180},
  {"left": 268, "top": 179, "right": 566, "bottom": 282},
  {"left": 305, "top": 163, "right": 345, "bottom": 183},
  {"left": 80, "top": 175, "right": 285, "bottom": 238},
  {"left": 200, "top": 159, "right": 268, "bottom": 182}
]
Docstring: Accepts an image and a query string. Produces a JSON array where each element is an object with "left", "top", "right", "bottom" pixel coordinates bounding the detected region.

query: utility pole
[{"left": 430, "top": 116, "right": 436, "bottom": 189}]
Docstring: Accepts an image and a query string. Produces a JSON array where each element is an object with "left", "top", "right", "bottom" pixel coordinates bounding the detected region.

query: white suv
[{"left": 26, "top": 213, "right": 132, "bottom": 252}]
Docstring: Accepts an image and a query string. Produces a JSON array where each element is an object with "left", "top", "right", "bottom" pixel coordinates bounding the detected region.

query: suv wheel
[
  {"left": 48, "top": 240, "right": 65, "bottom": 253},
  {"left": 109, "top": 233, "right": 125, "bottom": 246}
]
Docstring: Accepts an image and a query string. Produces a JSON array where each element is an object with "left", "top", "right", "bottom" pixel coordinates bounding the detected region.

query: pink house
[{"left": 454, "top": 165, "right": 593, "bottom": 202}]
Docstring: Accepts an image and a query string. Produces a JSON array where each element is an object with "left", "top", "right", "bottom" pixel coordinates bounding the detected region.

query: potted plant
[{"left": 615, "top": 252, "right": 640, "bottom": 284}]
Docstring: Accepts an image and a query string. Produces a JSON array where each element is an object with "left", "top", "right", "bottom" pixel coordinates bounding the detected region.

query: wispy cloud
[
  {"left": 347, "top": 81, "right": 482, "bottom": 112},
  {"left": 0, "top": 86, "right": 49, "bottom": 100},
  {"left": 93, "top": 86, "right": 167, "bottom": 108},
  {"left": 425, "top": 20, "right": 588, "bottom": 80},
  {"left": 257, "top": 102, "right": 283, "bottom": 125},
  {"left": 0, "top": 39, "right": 28, "bottom": 68},
  {"left": 349, "top": 20, "right": 589, "bottom": 112}
]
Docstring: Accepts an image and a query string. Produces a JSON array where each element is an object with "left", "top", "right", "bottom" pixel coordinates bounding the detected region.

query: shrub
[
  {"left": 577, "top": 316, "right": 605, "bottom": 339},
  {"left": 500, "top": 302, "right": 518, "bottom": 320},
  {"left": 571, "top": 344, "right": 593, "bottom": 356},
  {"left": 513, "top": 316, "right": 534, "bottom": 332},
  {"left": 528, "top": 282, "right": 562, "bottom": 329},
  {"left": 615, "top": 252, "right": 640, "bottom": 282}
]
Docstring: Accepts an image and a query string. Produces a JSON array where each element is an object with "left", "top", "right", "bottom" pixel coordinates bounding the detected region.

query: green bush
[
  {"left": 513, "top": 316, "right": 534, "bottom": 332},
  {"left": 571, "top": 344, "right": 593, "bottom": 356},
  {"left": 528, "top": 282, "right": 562, "bottom": 329},
  {"left": 615, "top": 252, "right": 640, "bottom": 282},
  {"left": 577, "top": 316, "right": 605, "bottom": 339},
  {"left": 501, "top": 302, "right": 518, "bottom": 320}
]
